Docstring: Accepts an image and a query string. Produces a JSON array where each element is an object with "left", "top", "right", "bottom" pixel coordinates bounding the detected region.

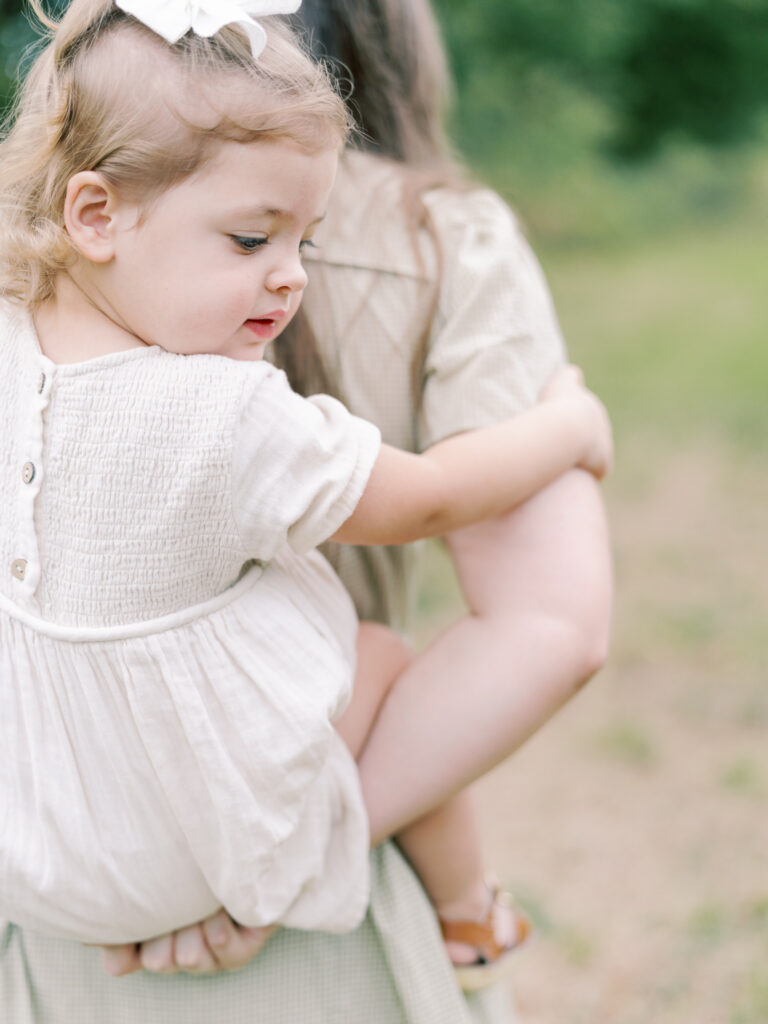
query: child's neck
[{"left": 34, "top": 273, "right": 148, "bottom": 365}]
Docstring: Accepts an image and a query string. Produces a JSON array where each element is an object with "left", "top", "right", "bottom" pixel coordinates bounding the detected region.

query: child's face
[{"left": 106, "top": 139, "right": 338, "bottom": 360}]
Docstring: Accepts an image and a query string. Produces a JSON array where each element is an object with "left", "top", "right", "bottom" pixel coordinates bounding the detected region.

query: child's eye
[
  {"left": 299, "top": 239, "right": 318, "bottom": 256},
  {"left": 231, "top": 235, "right": 268, "bottom": 253}
]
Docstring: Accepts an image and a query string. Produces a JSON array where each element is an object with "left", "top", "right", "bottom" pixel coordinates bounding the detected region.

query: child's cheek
[{"left": 224, "top": 279, "right": 260, "bottom": 321}]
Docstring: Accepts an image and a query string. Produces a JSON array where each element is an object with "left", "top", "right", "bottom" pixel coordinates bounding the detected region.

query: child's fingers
[
  {"left": 541, "top": 364, "right": 585, "bottom": 401},
  {"left": 562, "top": 364, "right": 584, "bottom": 386}
]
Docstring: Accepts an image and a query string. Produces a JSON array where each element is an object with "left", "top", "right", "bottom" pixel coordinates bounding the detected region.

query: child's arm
[{"left": 331, "top": 366, "right": 611, "bottom": 546}]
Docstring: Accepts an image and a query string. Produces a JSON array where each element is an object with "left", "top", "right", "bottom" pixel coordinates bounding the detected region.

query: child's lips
[{"left": 244, "top": 311, "right": 286, "bottom": 339}]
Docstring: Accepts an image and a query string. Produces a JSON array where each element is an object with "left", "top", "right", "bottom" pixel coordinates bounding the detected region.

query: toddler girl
[{"left": 0, "top": 0, "right": 611, "bottom": 984}]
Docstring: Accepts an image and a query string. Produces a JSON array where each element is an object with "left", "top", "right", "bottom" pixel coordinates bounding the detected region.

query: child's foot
[{"left": 438, "top": 885, "right": 531, "bottom": 992}]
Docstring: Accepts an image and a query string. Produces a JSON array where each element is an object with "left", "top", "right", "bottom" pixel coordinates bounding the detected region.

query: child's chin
[
  {"left": 227, "top": 337, "right": 269, "bottom": 362},
  {"left": 235, "top": 346, "right": 267, "bottom": 361}
]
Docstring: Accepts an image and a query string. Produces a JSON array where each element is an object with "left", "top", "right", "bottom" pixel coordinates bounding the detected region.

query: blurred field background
[
  {"left": 1, "top": 1, "right": 766, "bottom": 1021},
  {"left": 418, "top": 3, "right": 768, "bottom": 1022}
]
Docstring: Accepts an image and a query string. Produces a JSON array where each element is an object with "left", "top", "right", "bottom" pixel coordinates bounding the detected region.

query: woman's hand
[
  {"left": 100, "top": 911, "right": 275, "bottom": 976},
  {"left": 542, "top": 364, "right": 613, "bottom": 479}
]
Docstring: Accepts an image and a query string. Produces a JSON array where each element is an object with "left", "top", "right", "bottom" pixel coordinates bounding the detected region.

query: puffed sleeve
[
  {"left": 418, "top": 188, "right": 567, "bottom": 450},
  {"left": 232, "top": 365, "right": 381, "bottom": 558}
]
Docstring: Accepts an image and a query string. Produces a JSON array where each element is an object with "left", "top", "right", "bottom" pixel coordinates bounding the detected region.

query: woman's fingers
[
  {"left": 138, "top": 932, "right": 177, "bottom": 973},
  {"left": 100, "top": 913, "right": 276, "bottom": 976},
  {"left": 100, "top": 943, "right": 142, "bottom": 976},
  {"left": 203, "top": 910, "right": 277, "bottom": 970},
  {"left": 165, "top": 924, "right": 216, "bottom": 972}
]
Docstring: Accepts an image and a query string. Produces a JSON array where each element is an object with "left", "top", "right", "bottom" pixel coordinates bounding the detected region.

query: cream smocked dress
[{"left": 0, "top": 301, "right": 380, "bottom": 944}]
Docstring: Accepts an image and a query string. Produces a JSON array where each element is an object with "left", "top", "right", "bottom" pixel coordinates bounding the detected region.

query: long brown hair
[
  {"left": 277, "top": 0, "right": 467, "bottom": 401},
  {"left": 288, "top": 0, "right": 453, "bottom": 169}
]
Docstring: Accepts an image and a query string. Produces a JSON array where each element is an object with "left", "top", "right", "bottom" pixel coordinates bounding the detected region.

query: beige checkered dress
[{"left": 1, "top": 150, "right": 565, "bottom": 1023}]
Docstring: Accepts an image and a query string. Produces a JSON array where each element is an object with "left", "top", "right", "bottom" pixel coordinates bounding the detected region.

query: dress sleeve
[
  {"left": 418, "top": 188, "right": 568, "bottom": 450},
  {"left": 232, "top": 366, "right": 381, "bottom": 559}
]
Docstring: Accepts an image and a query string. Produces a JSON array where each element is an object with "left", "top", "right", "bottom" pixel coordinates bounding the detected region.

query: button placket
[{"left": 12, "top": 359, "right": 53, "bottom": 606}]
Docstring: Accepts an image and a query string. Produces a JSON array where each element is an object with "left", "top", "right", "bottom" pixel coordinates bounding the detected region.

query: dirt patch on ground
[{"left": 466, "top": 444, "right": 768, "bottom": 1024}]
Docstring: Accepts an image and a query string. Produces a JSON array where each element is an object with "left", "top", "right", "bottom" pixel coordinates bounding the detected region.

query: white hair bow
[{"left": 115, "top": 0, "right": 302, "bottom": 59}]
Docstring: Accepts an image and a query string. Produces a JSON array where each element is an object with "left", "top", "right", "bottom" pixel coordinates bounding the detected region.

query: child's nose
[{"left": 266, "top": 252, "right": 308, "bottom": 295}]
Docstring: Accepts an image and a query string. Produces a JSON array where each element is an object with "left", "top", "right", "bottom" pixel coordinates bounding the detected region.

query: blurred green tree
[
  {"left": 608, "top": 1, "right": 768, "bottom": 157},
  {"left": 434, "top": 0, "right": 768, "bottom": 159}
]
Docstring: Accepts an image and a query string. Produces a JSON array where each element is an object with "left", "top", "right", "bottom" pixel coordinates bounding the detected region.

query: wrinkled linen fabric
[
  {"left": 0, "top": 302, "right": 380, "bottom": 942},
  {"left": 0, "top": 844, "right": 514, "bottom": 1023}
]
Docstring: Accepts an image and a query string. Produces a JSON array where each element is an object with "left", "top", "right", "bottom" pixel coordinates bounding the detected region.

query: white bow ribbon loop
[{"left": 115, "top": 0, "right": 302, "bottom": 59}]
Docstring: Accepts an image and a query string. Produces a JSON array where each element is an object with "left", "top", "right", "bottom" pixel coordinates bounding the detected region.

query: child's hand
[
  {"left": 541, "top": 364, "right": 587, "bottom": 401},
  {"left": 542, "top": 365, "right": 613, "bottom": 479}
]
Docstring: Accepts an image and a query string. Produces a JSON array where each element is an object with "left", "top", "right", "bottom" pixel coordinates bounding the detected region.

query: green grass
[
  {"left": 686, "top": 903, "right": 727, "bottom": 946},
  {"left": 732, "top": 967, "right": 768, "bottom": 1024},
  {"left": 539, "top": 212, "right": 768, "bottom": 452},
  {"left": 554, "top": 924, "right": 597, "bottom": 968},
  {"left": 454, "top": 119, "right": 768, "bottom": 455},
  {"left": 720, "top": 757, "right": 765, "bottom": 798},
  {"left": 591, "top": 721, "right": 657, "bottom": 767}
]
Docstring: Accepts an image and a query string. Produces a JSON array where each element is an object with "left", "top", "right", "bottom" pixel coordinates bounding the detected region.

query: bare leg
[
  {"left": 396, "top": 791, "right": 486, "bottom": 915},
  {"left": 334, "top": 622, "right": 411, "bottom": 759},
  {"left": 336, "top": 624, "right": 521, "bottom": 968},
  {"left": 359, "top": 473, "right": 612, "bottom": 844}
]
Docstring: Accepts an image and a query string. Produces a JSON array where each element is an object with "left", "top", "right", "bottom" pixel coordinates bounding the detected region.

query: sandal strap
[
  {"left": 439, "top": 918, "right": 507, "bottom": 963},
  {"left": 439, "top": 888, "right": 527, "bottom": 964}
]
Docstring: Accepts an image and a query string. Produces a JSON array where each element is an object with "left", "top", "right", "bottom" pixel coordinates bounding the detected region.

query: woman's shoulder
[
  {"left": 421, "top": 181, "right": 523, "bottom": 251},
  {"left": 309, "top": 150, "right": 522, "bottom": 277},
  {"left": 335, "top": 149, "right": 407, "bottom": 200},
  {"left": 308, "top": 151, "right": 422, "bottom": 275}
]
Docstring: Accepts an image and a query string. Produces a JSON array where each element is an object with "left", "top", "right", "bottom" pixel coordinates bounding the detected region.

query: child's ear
[{"left": 63, "top": 171, "right": 124, "bottom": 263}]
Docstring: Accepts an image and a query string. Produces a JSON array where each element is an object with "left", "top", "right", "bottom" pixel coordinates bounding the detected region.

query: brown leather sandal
[{"left": 439, "top": 887, "right": 532, "bottom": 992}]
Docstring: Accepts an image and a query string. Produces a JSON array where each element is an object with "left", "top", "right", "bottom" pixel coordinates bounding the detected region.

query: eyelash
[
  {"left": 230, "top": 237, "right": 319, "bottom": 255},
  {"left": 231, "top": 236, "right": 268, "bottom": 253}
]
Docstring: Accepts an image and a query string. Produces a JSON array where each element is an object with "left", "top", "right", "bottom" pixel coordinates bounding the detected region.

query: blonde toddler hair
[{"left": 0, "top": 0, "right": 351, "bottom": 307}]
